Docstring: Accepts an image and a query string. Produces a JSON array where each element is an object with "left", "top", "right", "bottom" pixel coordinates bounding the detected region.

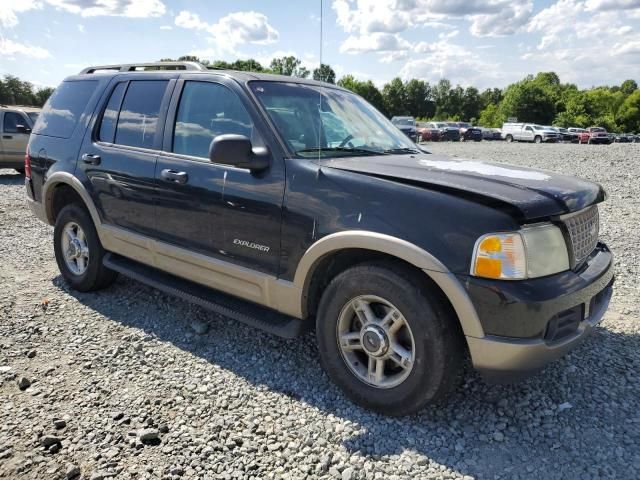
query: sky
[{"left": 1, "top": 0, "right": 639, "bottom": 90}]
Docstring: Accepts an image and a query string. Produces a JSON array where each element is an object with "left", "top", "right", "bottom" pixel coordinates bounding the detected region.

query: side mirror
[
  {"left": 208, "top": 134, "right": 269, "bottom": 172},
  {"left": 16, "top": 124, "right": 31, "bottom": 134}
]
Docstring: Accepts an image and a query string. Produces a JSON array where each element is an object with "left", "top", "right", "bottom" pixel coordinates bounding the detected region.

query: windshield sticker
[{"left": 418, "top": 159, "right": 551, "bottom": 181}]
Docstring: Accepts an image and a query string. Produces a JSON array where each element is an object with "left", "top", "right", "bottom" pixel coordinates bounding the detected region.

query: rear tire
[
  {"left": 316, "top": 261, "right": 463, "bottom": 416},
  {"left": 506, "top": 135, "right": 513, "bottom": 143},
  {"left": 54, "top": 203, "right": 117, "bottom": 292}
]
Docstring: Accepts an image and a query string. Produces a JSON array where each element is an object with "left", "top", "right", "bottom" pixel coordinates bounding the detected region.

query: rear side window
[
  {"left": 33, "top": 80, "right": 97, "bottom": 138},
  {"left": 115, "top": 80, "right": 168, "bottom": 149},
  {"left": 99, "top": 82, "right": 127, "bottom": 143}
]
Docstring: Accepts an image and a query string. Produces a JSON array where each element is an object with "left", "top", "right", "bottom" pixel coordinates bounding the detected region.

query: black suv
[{"left": 25, "top": 62, "right": 614, "bottom": 416}]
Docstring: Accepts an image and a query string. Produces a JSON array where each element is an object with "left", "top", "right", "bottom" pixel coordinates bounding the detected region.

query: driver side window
[{"left": 172, "top": 81, "right": 261, "bottom": 159}]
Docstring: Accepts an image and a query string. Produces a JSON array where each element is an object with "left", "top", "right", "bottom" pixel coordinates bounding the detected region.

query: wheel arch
[
  {"left": 294, "top": 231, "right": 485, "bottom": 338},
  {"left": 43, "top": 172, "right": 101, "bottom": 228}
]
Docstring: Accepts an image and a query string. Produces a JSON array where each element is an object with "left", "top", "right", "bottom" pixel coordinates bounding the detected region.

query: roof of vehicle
[
  {"left": 0, "top": 105, "right": 42, "bottom": 113},
  {"left": 71, "top": 61, "right": 349, "bottom": 92}
]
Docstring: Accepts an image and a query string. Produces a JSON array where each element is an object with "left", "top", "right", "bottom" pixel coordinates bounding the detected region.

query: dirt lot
[{"left": 1, "top": 141, "right": 639, "bottom": 479}]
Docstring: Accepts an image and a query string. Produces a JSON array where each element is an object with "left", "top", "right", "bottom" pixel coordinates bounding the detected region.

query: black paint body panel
[{"left": 26, "top": 69, "right": 612, "bottom": 342}]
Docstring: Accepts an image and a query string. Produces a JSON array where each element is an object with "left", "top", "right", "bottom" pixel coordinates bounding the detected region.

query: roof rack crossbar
[{"left": 79, "top": 62, "right": 208, "bottom": 74}]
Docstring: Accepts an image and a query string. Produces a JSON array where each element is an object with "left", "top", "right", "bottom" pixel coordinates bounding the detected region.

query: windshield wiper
[
  {"left": 295, "top": 146, "right": 384, "bottom": 156},
  {"left": 383, "top": 147, "right": 422, "bottom": 154}
]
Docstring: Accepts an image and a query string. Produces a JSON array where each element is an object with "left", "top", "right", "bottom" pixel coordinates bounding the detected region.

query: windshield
[
  {"left": 251, "top": 81, "right": 417, "bottom": 158},
  {"left": 27, "top": 112, "right": 39, "bottom": 124},
  {"left": 393, "top": 118, "right": 414, "bottom": 126}
]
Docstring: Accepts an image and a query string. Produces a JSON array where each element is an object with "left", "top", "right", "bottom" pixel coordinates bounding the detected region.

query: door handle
[
  {"left": 2, "top": 135, "right": 12, "bottom": 139},
  {"left": 161, "top": 169, "right": 188, "bottom": 184},
  {"left": 81, "top": 153, "right": 101, "bottom": 165}
]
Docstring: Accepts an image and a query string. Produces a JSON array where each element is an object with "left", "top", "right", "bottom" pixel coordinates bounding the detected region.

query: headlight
[{"left": 471, "top": 224, "right": 569, "bottom": 280}]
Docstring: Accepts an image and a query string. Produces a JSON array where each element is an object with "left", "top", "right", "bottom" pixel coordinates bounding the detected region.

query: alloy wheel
[{"left": 336, "top": 295, "right": 415, "bottom": 389}]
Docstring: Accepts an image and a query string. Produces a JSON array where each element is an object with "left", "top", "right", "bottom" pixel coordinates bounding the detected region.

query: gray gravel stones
[
  {"left": 16, "top": 376, "right": 31, "bottom": 390},
  {"left": 0, "top": 144, "right": 639, "bottom": 479}
]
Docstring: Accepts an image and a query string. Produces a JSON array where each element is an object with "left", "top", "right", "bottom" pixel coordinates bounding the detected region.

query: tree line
[
  {"left": 4, "top": 55, "right": 640, "bottom": 132},
  {"left": 0, "top": 75, "right": 54, "bottom": 107}
]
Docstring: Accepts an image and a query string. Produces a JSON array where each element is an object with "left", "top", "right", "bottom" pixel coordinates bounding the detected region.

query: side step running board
[{"left": 103, "top": 253, "right": 308, "bottom": 339}]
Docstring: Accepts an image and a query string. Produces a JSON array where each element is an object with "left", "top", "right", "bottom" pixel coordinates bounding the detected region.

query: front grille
[{"left": 563, "top": 205, "right": 599, "bottom": 266}]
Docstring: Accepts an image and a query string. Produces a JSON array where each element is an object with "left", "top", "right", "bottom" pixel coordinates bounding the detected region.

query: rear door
[
  {"left": 78, "top": 76, "right": 175, "bottom": 236},
  {"left": 154, "top": 76, "right": 285, "bottom": 275},
  {"left": 1, "top": 111, "right": 31, "bottom": 166}
]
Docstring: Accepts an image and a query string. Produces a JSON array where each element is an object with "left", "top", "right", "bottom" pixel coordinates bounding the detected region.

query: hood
[{"left": 319, "top": 154, "right": 606, "bottom": 221}]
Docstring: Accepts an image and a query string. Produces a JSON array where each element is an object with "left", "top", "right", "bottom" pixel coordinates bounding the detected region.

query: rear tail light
[{"left": 25, "top": 146, "right": 32, "bottom": 179}]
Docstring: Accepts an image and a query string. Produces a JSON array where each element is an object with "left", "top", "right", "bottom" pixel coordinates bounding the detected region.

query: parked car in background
[
  {"left": 480, "top": 128, "right": 502, "bottom": 141},
  {"left": 614, "top": 133, "right": 633, "bottom": 143},
  {"left": 416, "top": 122, "right": 441, "bottom": 142},
  {"left": 426, "top": 122, "right": 460, "bottom": 141},
  {"left": 578, "top": 127, "right": 612, "bottom": 145},
  {"left": 391, "top": 116, "right": 418, "bottom": 142},
  {"left": 568, "top": 127, "right": 586, "bottom": 139},
  {"left": 633, "top": 133, "right": 640, "bottom": 143},
  {"left": 454, "top": 122, "right": 483, "bottom": 142},
  {"left": 501, "top": 123, "right": 559, "bottom": 143},
  {"left": 555, "top": 127, "right": 578, "bottom": 143},
  {"left": 0, "top": 105, "right": 40, "bottom": 174}
]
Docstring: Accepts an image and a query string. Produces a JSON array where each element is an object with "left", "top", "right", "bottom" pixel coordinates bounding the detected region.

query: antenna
[{"left": 318, "top": 0, "right": 323, "bottom": 161}]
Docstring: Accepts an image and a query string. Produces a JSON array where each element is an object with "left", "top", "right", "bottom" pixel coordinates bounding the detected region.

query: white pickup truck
[{"left": 501, "top": 123, "right": 559, "bottom": 143}]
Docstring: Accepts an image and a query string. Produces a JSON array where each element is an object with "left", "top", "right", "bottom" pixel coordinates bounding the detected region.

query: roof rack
[{"left": 79, "top": 62, "right": 208, "bottom": 74}]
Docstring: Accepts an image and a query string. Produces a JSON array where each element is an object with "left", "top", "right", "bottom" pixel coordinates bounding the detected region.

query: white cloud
[
  {"left": 400, "top": 40, "right": 506, "bottom": 88},
  {"left": 45, "top": 0, "right": 166, "bottom": 17},
  {"left": 0, "top": 38, "right": 52, "bottom": 59},
  {"left": 332, "top": 0, "right": 534, "bottom": 39},
  {"left": 585, "top": 0, "right": 640, "bottom": 11},
  {"left": 523, "top": 0, "right": 640, "bottom": 86},
  {"left": 159, "top": 25, "right": 172, "bottom": 30},
  {"left": 1, "top": 0, "right": 165, "bottom": 27},
  {"left": 340, "top": 32, "right": 412, "bottom": 54},
  {"left": 0, "top": 0, "right": 41, "bottom": 28},
  {"left": 175, "top": 10, "right": 278, "bottom": 54}
]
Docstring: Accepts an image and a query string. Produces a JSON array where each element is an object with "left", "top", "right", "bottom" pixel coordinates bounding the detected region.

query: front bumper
[{"left": 462, "top": 244, "right": 614, "bottom": 382}]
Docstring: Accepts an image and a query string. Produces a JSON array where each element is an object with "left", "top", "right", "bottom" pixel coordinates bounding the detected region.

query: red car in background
[
  {"left": 416, "top": 122, "right": 441, "bottom": 142},
  {"left": 578, "top": 127, "right": 612, "bottom": 144}
]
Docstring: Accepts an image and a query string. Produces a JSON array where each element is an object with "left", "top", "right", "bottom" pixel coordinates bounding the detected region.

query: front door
[
  {"left": 78, "top": 76, "right": 175, "bottom": 237},
  {"left": 154, "top": 77, "right": 285, "bottom": 275}
]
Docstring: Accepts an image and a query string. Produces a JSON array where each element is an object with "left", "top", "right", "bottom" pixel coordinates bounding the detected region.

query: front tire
[
  {"left": 54, "top": 204, "right": 117, "bottom": 292},
  {"left": 534, "top": 135, "right": 542, "bottom": 144},
  {"left": 316, "top": 261, "right": 463, "bottom": 416}
]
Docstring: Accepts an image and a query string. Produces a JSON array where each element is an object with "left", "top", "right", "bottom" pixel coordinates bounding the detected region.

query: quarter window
[
  {"left": 99, "top": 82, "right": 127, "bottom": 143},
  {"left": 3, "top": 112, "right": 26, "bottom": 133},
  {"left": 173, "top": 81, "right": 258, "bottom": 159},
  {"left": 32, "top": 80, "right": 98, "bottom": 138},
  {"left": 115, "top": 80, "right": 168, "bottom": 149}
]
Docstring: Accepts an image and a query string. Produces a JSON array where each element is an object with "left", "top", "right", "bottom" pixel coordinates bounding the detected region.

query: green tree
[
  {"left": 480, "top": 88, "right": 503, "bottom": 109},
  {"left": 404, "top": 79, "right": 434, "bottom": 118},
  {"left": 500, "top": 80, "right": 556, "bottom": 124},
  {"left": 269, "top": 56, "right": 309, "bottom": 78},
  {"left": 382, "top": 77, "right": 407, "bottom": 117},
  {"left": 620, "top": 79, "right": 638, "bottom": 96},
  {"left": 478, "top": 103, "right": 504, "bottom": 127},
  {"left": 617, "top": 90, "right": 640, "bottom": 132},
  {"left": 461, "top": 87, "right": 482, "bottom": 122},
  {"left": 312, "top": 64, "right": 336, "bottom": 84},
  {"left": 34, "top": 87, "right": 54, "bottom": 107}
]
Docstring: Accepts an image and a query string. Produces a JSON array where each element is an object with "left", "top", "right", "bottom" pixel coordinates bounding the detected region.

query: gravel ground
[{"left": 1, "top": 141, "right": 639, "bottom": 480}]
